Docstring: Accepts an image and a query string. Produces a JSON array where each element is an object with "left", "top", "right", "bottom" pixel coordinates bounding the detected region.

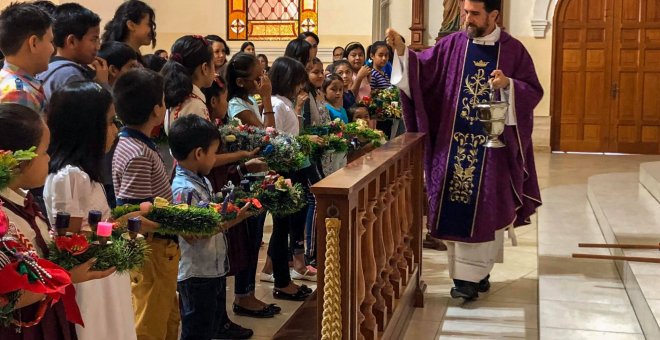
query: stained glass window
[{"left": 227, "top": 0, "right": 319, "bottom": 41}]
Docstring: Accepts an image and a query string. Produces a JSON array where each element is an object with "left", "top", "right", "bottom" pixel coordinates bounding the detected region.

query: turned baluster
[
  {"left": 372, "top": 188, "right": 389, "bottom": 330},
  {"left": 380, "top": 185, "right": 395, "bottom": 311},
  {"left": 360, "top": 196, "right": 378, "bottom": 340},
  {"left": 403, "top": 169, "right": 415, "bottom": 272},
  {"left": 395, "top": 176, "right": 410, "bottom": 286},
  {"left": 386, "top": 180, "right": 402, "bottom": 298}
]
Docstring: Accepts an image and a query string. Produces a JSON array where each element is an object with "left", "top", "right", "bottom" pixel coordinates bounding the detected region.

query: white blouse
[
  {"left": 43, "top": 165, "right": 111, "bottom": 231},
  {"left": 165, "top": 84, "right": 210, "bottom": 134},
  {"left": 271, "top": 94, "right": 300, "bottom": 136}
]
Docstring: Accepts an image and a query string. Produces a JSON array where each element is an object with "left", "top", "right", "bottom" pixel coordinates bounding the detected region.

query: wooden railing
[{"left": 311, "top": 133, "right": 427, "bottom": 340}]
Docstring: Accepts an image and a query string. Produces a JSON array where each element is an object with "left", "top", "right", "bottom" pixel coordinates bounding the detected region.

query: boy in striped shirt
[{"left": 112, "top": 68, "right": 181, "bottom": 340}]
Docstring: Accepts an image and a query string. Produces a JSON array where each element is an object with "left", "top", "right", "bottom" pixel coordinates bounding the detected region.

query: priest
[{"left": 387, "top": 0, "right": 543, "bottom": 300}]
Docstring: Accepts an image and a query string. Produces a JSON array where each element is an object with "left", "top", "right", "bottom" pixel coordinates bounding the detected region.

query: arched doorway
[{"left": 551, "top": 0, "right": 660, "bottom": 154}]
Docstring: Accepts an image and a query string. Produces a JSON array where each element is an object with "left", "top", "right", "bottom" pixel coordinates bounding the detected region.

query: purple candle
[
  {"left": 127, "top": 217, "right": 141, "bottom": 239},
  {"left": 266, "top": 184, "right": 276, "bottom": 192},
  {"left": 88, "top": 210, "right": 102, "bottom": 232},
  {"left": 240, "top": 179, "right": 251, "bottom": 192},
  {"left": 55, "top": 212, "right": 70, "bottom": 236}
]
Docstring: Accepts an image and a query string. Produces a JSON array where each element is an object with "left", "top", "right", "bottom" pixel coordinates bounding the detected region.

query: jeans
[
  {"left": 178, "top": 276, "right": 228, "bottom": 340},
  {"left": 302, "top": 163, "right": 323, "bottom": 258},
  {"left": 234, "top": 212, "right": 266, "bottom": 295}
]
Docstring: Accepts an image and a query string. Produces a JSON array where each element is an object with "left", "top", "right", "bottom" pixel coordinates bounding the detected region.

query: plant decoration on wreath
[
  {"left": 218, "top": 119, "right": 306, "bottom": 172},
  {"left": 358, "top": 86, "right": 403, "bottom": 120}
]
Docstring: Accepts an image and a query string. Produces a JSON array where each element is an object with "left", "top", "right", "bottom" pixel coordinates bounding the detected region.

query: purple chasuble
[{"left": 400, "top": 31, "right": 543, "bottom": 243}]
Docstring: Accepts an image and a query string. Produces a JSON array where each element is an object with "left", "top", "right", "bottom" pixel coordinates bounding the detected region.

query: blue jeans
[{"left": 178, "top": 276, "right": 228, "bottom": 340}]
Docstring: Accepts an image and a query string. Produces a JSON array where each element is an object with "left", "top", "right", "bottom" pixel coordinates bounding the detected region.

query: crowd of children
[{"left": 0, "top": 1, "right": 399, "bottom": 340}]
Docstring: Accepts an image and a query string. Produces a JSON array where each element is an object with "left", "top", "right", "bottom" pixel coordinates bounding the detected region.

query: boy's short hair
[
  {"left": 168, "top": 115, "right": 220, "bottom": 161},
  {"left": 0, "top": 3, "right": 52, "bottom": 56},
  {"left": 98, "top": 41, "right": 138, "bottom": 69},
  {"left": 52, "top": 3, "right": 101, "bottom": 48},
  {"left": 113, "top": 68, "right": 164, "bottom": 126}
]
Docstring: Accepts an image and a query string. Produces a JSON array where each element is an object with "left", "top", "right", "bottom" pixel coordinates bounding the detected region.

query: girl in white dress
[{"left": 43, "top": 81, "right": 137, "bottom": 340}]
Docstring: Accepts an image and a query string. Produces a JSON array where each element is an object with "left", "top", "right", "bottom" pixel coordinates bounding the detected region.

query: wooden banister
[{"left": 312, "top": 133, "right": 427, "bottom": 339}]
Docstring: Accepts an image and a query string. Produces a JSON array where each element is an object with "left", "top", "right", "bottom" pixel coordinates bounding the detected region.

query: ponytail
[{"left": 161, "top": 35, "right": 213, "bottom": 108}]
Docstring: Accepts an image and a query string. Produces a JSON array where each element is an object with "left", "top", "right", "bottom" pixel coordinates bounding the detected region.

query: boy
[
  {"left": 169, "top": 115, "right": 254, "bottom": 340},
  {"left": 0, "top": 2, "right": 53, "bottom": 115},
  {"left": 112, "top": 68, "right": 179, "bottom": 340},
  {"left": 37, "top": 3, "right": 109, "bottom": 103},
  {"left": 97, "top": 41, "right": 140, "bottom": 86}
]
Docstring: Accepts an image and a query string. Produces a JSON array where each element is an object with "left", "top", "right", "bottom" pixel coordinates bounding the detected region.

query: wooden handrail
[{"left": 312, "top": 132, "right": 427, "bottom": 340}]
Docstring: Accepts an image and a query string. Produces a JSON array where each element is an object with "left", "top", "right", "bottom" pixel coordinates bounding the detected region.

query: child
[
  {"left": 205, "top": 34, "right": 230, "bottom": 79},
  {"left": 299, "top": 32, "right": 319, "bottom": 59},
  {"left": 154, "top": 48, "right": 168, "bottom": 59},
  {"left": 142, "top": 53, "right": 166, "bottom": 72},
  {"left": 266, "top": 57, "right": 318, "bottom": 293},
  {"left": 325, "top": 46, "right": 345, "bottom": 75},
  {"left": 169, "top": 115, "right": 254, "bottom": 340},
  {"left": 43, "top": 81, "right": 136, "bottom": 340},
  {"left": 112, "top": 68, "right": 180, "bottom": 340},
  {"left": 0, "top": 103, "right": 114, "bottom": 339},
  {"left": 162, "top": 35, "right": 215, "bottom": 132},
  {"left": 304, "top": 57, "right": 330, "bottom": 126},
  {"left": 38, "top": 3, "right": 109, "bottom": 103},
  {"left": 368, "top": 41, "right": 392, "bottom": 90},
  {"left": 240, "top": 41, "right": 255, "bottom": 55},
  {"left": 333, "top": 60, "right": 356, "bottom": 111},
  {"left": 226, "top": 52, "right": 275, "bottom": 128},
  {"left": 97, "top": 41, "right": 140, "bottom": 86},
  {"left": 202, "top": 75, "right": 229, "bottom": 123},
  {"left": 257, "top": 53, "right": 270, "bottom": 72},
  {"left": 324, "top": 74, "right": 349, "bottom": 123},
  {"left": 284, "top": 37, "right": 311, "bottom": 68},
  {"left": 0, "top": 3, "right": 53, "bottom": 115},
  {"left": 102, "top": 0, "right": 156, "bottom": 56},
  {"left": 344, "top": 42, "right": 371, "bottom": 99}
]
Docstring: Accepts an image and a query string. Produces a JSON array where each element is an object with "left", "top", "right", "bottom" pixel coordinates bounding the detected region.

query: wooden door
[
  {"left": 609, "top": 0, "right": 660, "bottom": 154},
  {"left": 552, "top": 0, "right": 660, "bottom": 154}
]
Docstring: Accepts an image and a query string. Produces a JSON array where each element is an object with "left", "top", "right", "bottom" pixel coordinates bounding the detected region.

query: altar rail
[{"left": 311, "top": 133, "right": 426, "bottom": 340}]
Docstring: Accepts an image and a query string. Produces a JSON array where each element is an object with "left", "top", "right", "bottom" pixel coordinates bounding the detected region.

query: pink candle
[{"left": 96, "top": 222, "right": 113, "bottom": 237}]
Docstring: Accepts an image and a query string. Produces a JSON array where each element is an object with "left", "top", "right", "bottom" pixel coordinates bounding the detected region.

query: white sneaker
[
  {"left": 260, "top": 272, "right": 275, "bottom": 283},
  {"left": 290, "top": 268, "right": 317, "bottom": 282}
]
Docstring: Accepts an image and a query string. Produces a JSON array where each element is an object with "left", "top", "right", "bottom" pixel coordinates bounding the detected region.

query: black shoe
[
  {"left": 450, "top": 281, "right": 479, "bottom": 300},
  {"left": 299, "top": 284, "right": 313, "bottom": 294},
  {"left": 215, "top": 320, "right": 253, "bottom": 339},
  {"left": 273, "top": 286, "right": 311, "bottom": 301},
  {"left": 478, "top": 275, "right": 491, "bottom": 293},
  {"left": 267, "top": 303, "right": 281, "bottom": 313},
  {"left": 232, "top": 303, "right": 276, "bottom": 318}
]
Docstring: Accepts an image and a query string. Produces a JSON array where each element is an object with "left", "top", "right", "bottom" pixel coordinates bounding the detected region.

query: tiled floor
[{"left": 223, "top": 152, "right": 660, "bottom": 339}]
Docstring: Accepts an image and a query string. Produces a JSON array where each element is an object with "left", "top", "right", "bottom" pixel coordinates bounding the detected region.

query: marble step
[
  {"left": 588, "top": 173, "right": 660, "bottom": 339},
  {"left": 640, "top": 162, "right": 660, "bottom": 205},
  {"left": 538, "top": 184, "right": 644, "bottom": 339}
]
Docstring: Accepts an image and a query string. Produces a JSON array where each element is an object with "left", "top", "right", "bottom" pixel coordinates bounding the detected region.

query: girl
[
  {"left": 334, "top": 60, "right": 356, "bottom": 111},
  {"left": 323, "top": 74, "right": 349, "bottom": 123},
  {"left": 369, "top": 41, "right": 392, "bottom": 90},
  {"left": 304, "top": 58, "right": 330, "bottom": 126},
  {"left": 102, "top": 0, "right": 156, "bottom": 56},
  {"left": 299, "top": 32, "right": 319, "bottom": 60},
  {"left": 266, "top": 57, "right": 319, "bottom": 297},
  {"left": 202, "top": 75, "right": 229, "bottom": 124},
  {"left": 344, "top": 42, "right": 371, "bottom": 99},
  {"left": 240, "top": 41, "right": 255, "bottom": 55},
  {"left": 43, "top": 82, "right": 136, "bottom": 340},
  {"left": 205, "top": 35, "right": 230, "bottom": 79},
  {"left": 226, "top": 52, "right": 275, "bottom": 128},
  {"left": 162, "top": 35, "right": 215, "bottom": 130},
  {"left": 285, "top": 37, "right": 312, "bottom": 68},
  {"left": 257, "top": 54, "right": 270, "bottom": 73},
  {"left": 142, "top": 53, "right": 167, "bottom": 72},
  {"left": 0, "top": 103, "right": 115, "bottom": 339},
  {"left": 325, "top": 46, "right": 345, "bottom": 75}
]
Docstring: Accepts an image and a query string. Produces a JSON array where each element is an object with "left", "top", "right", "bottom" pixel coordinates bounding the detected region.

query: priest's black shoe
[
  {"left": 214, "top": 320, "right": 253, "bottom": 339},
  {"left": 478, "top": 275, "right": 491, "bottom": 293},
  {"left": 450, "top": 280, "right": 479, "bottom": 300}
]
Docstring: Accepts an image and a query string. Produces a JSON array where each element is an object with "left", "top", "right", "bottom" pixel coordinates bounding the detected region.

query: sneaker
[
  {"left": 290, "top": 268, "right": 317, "bottom": 282},
  {"left": 260, "top": 272, "right": 275, "bottom": 283},
  {"left": 214, "top": 320, "right": 253, "bottom": 339}
]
